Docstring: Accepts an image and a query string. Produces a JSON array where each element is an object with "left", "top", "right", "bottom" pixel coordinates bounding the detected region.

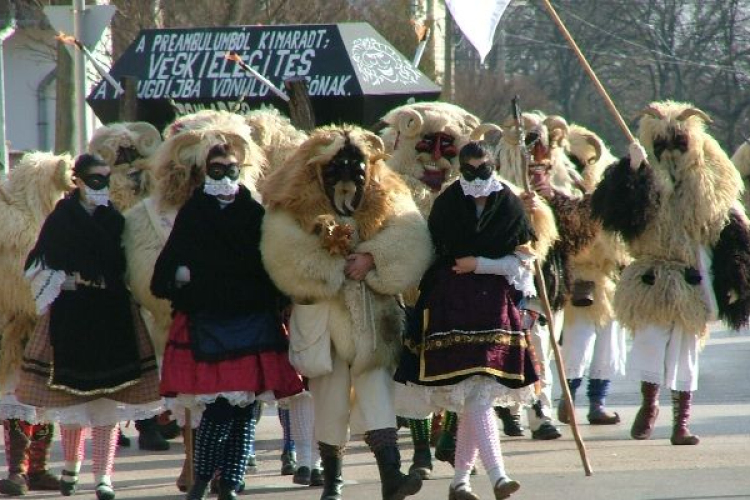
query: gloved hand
[
  {"left": 629, "top": 140, "right": 648, "bottom": 170},
  {"left": 175, "top": 266, "right": 191, "bottom": 287},
  {"left": 61, "top": 273, "right": 77, "bottom": 291}
]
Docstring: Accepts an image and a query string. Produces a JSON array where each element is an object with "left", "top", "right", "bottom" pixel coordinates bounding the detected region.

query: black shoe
[
  {"left": 373, "top": 446, "right": 423, "bottom": 500},
  {"left": 186, "top": 479, "right": 209, "bottom": 500},
  {"left": 159, "top": 419, "right": 182, "bottom": 440},
  {"left": 95, "top": 483, "right": 115, "bottom": 500},
  {"left": 294, "top": 466, "right": 311, "bottom": 485},
  {"left": 310, "top": 468, "right": 324, "bottom": 487},
  {"left": 117, "top": 429, "right": 131, "bottom": 447},
  {"left": 59, "top": 471, "right": 78, "bottom": 497},
  {"left": 217, "top": 483, "right": 237, "bottom": 500},
  {"left": 408, "top": 445, "right": 433, "bottom": 480},
  {"left": 281, "top": 450, "right": 297, "bottom": 475},
  {"left": 531, "top": 421, "right": 562, "bottom": 440},
  {"left": 136, "top": 418, "right": 170, "bottom": 451},
  {"left": 495, "top": 407, "right": 525, "bottom": 437}
]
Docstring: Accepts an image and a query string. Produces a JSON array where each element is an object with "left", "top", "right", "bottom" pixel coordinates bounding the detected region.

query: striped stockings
[
  {"left": 451, "top": 402, "right": 508, "bottom": 491},
  {"left": 60, "top": 424, "right": 118, "bottom": 485},
  {"left": 290, "top": 395, "right": 320, "bottom": 470}
]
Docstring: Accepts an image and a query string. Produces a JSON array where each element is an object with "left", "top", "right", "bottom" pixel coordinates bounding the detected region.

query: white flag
[{"left": 446, "top": 0, "right": 511, "bottom": 63}]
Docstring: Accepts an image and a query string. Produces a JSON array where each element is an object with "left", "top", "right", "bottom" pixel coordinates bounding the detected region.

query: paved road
[{"left": 9, "top": 324, "right": 750, "bottom": 500}]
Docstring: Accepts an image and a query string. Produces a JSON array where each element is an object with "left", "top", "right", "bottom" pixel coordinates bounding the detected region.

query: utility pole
[
  {"left": 0, "top": 5, "right": 16, "bottom": 177},
  {"left": 73, "top": 0, "right": 86, "bottom": 155}
]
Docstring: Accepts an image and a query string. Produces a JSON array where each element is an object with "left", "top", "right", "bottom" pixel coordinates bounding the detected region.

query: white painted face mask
[
  {"left": 204, "top": 177, "right": 240, "bottom": 197},
  {"left": 459, "top": 175, "right": 504, "bottom": 198},
  {"left": 84, "top": 186, "right": 110, "bottom": 207}
]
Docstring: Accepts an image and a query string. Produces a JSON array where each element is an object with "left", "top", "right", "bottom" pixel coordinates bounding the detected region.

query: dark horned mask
[{"left": 321, "top": 140, "right": 368, "bottom": 216}]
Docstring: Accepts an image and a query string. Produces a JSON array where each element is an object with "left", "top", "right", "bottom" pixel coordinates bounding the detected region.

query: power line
[{"left": 548, "top": 1, "right": 749, "bottom": 77}]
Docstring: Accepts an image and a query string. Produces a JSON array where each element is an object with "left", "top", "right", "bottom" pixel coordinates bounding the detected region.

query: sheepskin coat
[
  {"left": 261, "top": 126, "right": 433, "bottom": 375},
  {"left": 592, "top": 101, "right": 750, "bottom": 336},
  {"left": 563, "top": 125, "right": 630, "bottom": 327},
  {"left": 122, "top": 111, "right": 266, "bottom": 355},
  {"left": 0, "top": 152, "right": 73, "bottom": 384}
]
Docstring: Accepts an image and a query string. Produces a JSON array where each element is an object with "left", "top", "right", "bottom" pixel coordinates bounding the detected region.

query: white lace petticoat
[
  {"left": 395, "top": 375, "right": 536, "bottom": 419},
  {"left": 33, "top": 398, "right": 164, "bottom": 427},
  {"left": 165, "top": 390, "right": 277, "bottom": 428}
]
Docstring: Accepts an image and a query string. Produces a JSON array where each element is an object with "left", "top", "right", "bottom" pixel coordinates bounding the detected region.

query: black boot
[
  {"left": 407, "top": 418, "right": 433, "bottom": 480},
  {"left": 136, "top": 417, "right": 170, "bottom": 451},
  {"left": 185, "top": 479, "right": 209, "bottom": 500},
  {"left": 495, "top": 406, "right": 524, "bottom": 437},
  {"left": 319, "top": 442, "right": 344, "bottom": 500},
  {"left": 372, "top": 446, "right": 422, "bottom": 500},
  {"left": 366, "top": 428, "right": 422, "bottom": 500},
  {"left": 217, "top": 482, "right": 237, "bottom": 500}
]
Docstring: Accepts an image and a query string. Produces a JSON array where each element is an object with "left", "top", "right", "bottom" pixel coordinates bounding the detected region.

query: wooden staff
[
  {"left": 184, "top": 408, "right": 194, "bottom": 489},
  {"left": 539, "top": 0, "right": 635, "bottom": 143},
  {"left": 225, "top": 51, "right": 290, "bottom": 102},
  {"left": 55, "top": 31, "right": 125, "bottom": 96},
  {"left": 512, "top": 96, "right": 593, "bottom": 476}
]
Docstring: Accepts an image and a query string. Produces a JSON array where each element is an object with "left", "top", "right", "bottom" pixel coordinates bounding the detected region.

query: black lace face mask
[
  {"left": 80, "top": 173, "right": 111, "bottom": 190},
  {"left": 206, "top": 162, "right": 241, "bottom": 181},
  {"left": 459, "top": 161, "right": 493, "bottom": 182}
]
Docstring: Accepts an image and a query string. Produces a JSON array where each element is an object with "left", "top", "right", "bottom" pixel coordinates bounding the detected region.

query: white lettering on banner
[{"left": 95, "top": 27, "right": 357, "bottom": 101}]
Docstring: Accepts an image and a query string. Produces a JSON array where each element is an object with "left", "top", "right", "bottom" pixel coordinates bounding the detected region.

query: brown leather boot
[
  {"left": 631, "top": 382, "right": 660, "bottom": 440},
  {"left": 0, "top": 420, "right": 31, "bottom": 496},
  {"left": 27, "top": 423, "right": 59, "bottom": 491},
  {"left": 670, "top": 391, "right": 700, "bottom": 445}
]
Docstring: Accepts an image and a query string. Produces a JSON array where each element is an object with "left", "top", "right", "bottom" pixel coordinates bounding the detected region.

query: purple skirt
[{"left": 395, "top": 266, "right": 538, "bottom": 388}]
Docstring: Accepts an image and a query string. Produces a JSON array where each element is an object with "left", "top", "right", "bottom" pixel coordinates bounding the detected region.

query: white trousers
[
  {"left": 626, "top": 323, "right": 699, "bottom": 392},
  {"left": 561, "top": 316, "right": 627, "bottom": 380},
  {"left": 308, "top": 351, "right": 396, "bottom": 446},
  {"left": 509, "top": 309, "right": 563, "bottom": 430}
]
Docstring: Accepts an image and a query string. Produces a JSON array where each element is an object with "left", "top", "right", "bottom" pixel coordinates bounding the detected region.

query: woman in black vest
[{"left": 152, "top": 143, "right": 303, "bottom": 500}]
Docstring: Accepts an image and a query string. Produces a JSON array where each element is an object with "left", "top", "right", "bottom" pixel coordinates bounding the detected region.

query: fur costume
[
  {"left": 592, "top": 101, "right": 750, "bottom": 336},
  {"left": 261, "top": 125, "right": 432, "bottom": 375},
  {"left": 245, "top": 108, "right": 307, "bottom": 194},
  {"left": 123, "top": 112, "right": 265, "bottom": 355},
  {"left": 379, "top": 102, "right": 480, "bottom": 216},
  {"left": 88, "top": 122, "right": 162, "bottom": 211},
  {"left": 730, "top": 140, "right": 750, "bottom": 211},
  {"left": 564, "top": 125, "right": 631, "bottom": 328},
  {"left": 0, "top": 153, "right": 74, "bottom": 385}
]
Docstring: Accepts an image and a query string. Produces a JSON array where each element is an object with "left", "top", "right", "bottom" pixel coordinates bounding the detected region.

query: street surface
[{"left": 9, "top": 323, "right": 750, "bottom": 500}]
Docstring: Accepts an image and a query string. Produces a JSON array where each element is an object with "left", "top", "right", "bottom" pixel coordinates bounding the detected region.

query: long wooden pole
[
  {"left": 512, "top": 96, "right": 593, "bottom": 476},
  {"left": 184, "top": 409, "right": 194, "bottom": 489},
  {"left": 539, "top": 0, "right": 635, "bottom": 143}
]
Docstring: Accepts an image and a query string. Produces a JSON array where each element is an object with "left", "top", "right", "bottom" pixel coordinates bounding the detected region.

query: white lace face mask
[
  {"left": 204, "top": 177, "right": 240, "bottom": 197},
  {"left": 459, "top": 175, "right": 504, "bottom": 198},
  {"left": 83, "top": 186, "right": 110, "bottom": 207}
]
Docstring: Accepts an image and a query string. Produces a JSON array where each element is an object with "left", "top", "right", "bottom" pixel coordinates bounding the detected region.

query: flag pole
[
  {"left": 539, "top": 0, "right": 635, "bottom": 143},
  {"left": 511, "top": 96, "right": 593, "bottom": 477}
]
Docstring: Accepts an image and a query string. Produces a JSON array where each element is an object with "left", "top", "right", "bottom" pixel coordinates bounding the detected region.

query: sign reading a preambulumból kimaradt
[{"left": 87, "top": 23, "right": 441, "bottom": 130}]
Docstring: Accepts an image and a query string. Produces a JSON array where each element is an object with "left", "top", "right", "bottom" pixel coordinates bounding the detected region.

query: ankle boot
[
  {"left": 407, "top": 418, "right": 433, "bottom": 480},
  {"left": 0, "top": 419, "right": 30, "bottom": 496},
  {"left": 217, "top": 482, "right": 237, "bottom": 500},
  {"left": 319, "top": 442, "right": 344, "bottom": 500},
  {"left": 185, "top": 479, "right": 209, "bottom": 500},
  {"left": 136, "top": 417, "right": 170, "bottom": 451},
  {"left": 587, "top": 379, "right": 620, "bottom": 425},
  {"left": 372, "top": 445, "right": 422, "bottom": 500},
  {"left": 670, "top": 391, "right": 700, "bottom": 445},
  {"left": 27, "top": 423, "right": 59, "bottom": 490},
  {"left": 434, "top": 412, "right": 457, "bottom": 466},
  {"left": 631, "top": 382, "right": 660, "bottom": 440},
  {"left": 557, "top": 378, "right": 581, "bottom": 424},
  {"left": 495, "top": 406, "right": 524, "bottom": 436}
]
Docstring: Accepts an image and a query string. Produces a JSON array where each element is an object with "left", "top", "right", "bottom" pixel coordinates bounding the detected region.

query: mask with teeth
[{"left": 322, "top": 142, "right": 367, "bottom": 216}]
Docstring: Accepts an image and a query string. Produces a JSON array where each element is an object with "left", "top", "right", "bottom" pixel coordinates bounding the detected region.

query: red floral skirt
[{"left": 160, "top": 312, "right": 304, "bottom": 399}]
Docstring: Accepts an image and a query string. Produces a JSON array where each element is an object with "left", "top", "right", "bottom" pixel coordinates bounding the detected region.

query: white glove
[
  {"left": 61, "top": 273, "right": 77, "bottom": 291},
  {"left": 175, "top": 266, "right": 191, "bottom": 286},
  {"left": 629, "top": 141, "right": 648, "bottom": 170}
]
